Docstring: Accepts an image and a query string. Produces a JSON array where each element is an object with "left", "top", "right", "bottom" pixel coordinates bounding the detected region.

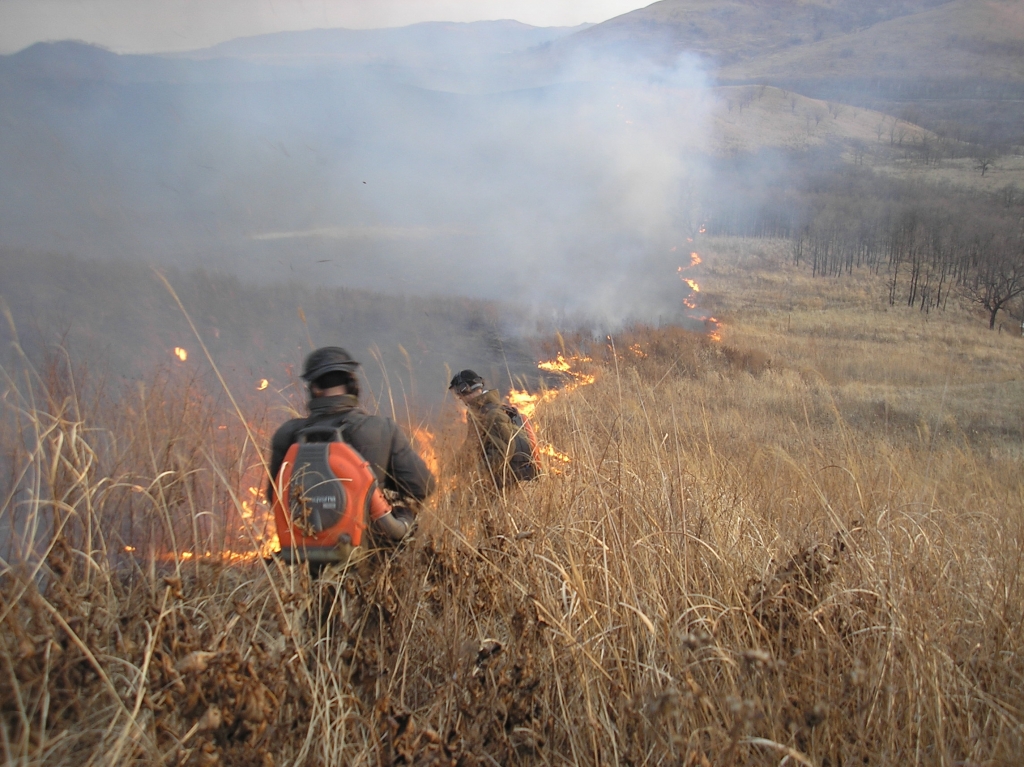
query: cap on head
[
  {"left": 449, "top": 369, "right": 484, "bottom": 395},
  {"left": 301, "top": 346, "right": 360, "bottom": 382}
]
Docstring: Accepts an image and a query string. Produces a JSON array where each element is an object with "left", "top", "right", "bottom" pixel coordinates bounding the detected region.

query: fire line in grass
[
  {"left": 508, "top": 353, "right": 596, "bottom": 420},
  {"left": 676, "top": 248, "right": 721, "bottom": 342},
  {"left": 507, "top": 353, "right": 595, "bottom": 469},
  {"left": 147, "top": 353, "right": 590, "bottom": 566}
]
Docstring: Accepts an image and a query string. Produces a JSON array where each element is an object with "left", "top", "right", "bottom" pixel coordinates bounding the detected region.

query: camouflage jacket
[{"left": 464, "top": 389, "right": 518, "bottom": 489}]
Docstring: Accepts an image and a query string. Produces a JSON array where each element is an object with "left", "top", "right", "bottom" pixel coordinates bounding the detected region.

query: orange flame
[
  {"left": 157, "top": 549, "right": 271, "bottom": 564},
  {"left": 678, "top": 252, "right": 723, "bottom": 343},
  {"left": 412, "top": 427, "right": 439, "bottom": 477},
  {"left": 509, "top": 353, "right": 595, "bottom": 418},
  {"left": 173, "top": 347, "right": 188, "bottom": 362},
  {"left": 506, "top": 354, "right": 596, "bottom": 471},
  {"left": 257, "top": 379, "right": 269, "bottom": 391},
  {"left": 538, "top": 352, "right": 590, "bottom": 373},
  {"left": 507, "top": 388, "right": 558, "bottom": 420},
  {"left": 540, "top": 444, "right": 571, "bottom": 464},
  {"left": 706, "top": 318, "right": 722, "bottom": 343}
]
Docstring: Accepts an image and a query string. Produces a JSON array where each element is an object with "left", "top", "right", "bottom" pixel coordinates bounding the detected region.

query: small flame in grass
[
  {"left": 257, "top": 379, "right": 269, "bottom": 391},
  {"left": 164, "top": 550, "right": 270, "bottom": 564},
  {"left": 124, "top": 545, "right": 136, "bottom": 552},
  {"left": 173, "top": 347, "right": 188, "bottom": 362},
  {"left": 538, "top": 353, "right": 588, "bottom": 374},
  {"left": 707, "top": 318, "right": 722, "bottom": 343},
  {"left": 507, "top": 389, "right": 558, "bottom": 420},
  {"left": 412, "top": 427, "right": 439, "bottom": 477},
  {"left": 629, "top": 343, "right": 647, "bottom": 358},
  {"left": 540, "top": 444, "right": 571, "bottom": 464},
  {"left": 677, "top": 249, "right": 722, "bottom": 343},
  {"left": 506, "top": 354, "right": 595, "bottom": 470},
  {"left": 510, "top": 354, "right": 595, "bottom": 419}
]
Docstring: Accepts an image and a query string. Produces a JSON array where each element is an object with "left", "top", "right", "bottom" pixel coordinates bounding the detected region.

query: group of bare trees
[{"left": 789, "top": 172, "right": 1024, "bottom": 327}]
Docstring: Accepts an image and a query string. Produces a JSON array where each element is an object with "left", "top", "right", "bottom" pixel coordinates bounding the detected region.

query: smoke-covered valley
[{"left": 0, "top": 26, "right": 713, "bottom": 323}]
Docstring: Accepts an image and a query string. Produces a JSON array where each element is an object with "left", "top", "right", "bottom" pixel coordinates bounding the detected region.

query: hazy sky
[{"left": 0, "top": 0, "right": 655, "bottom": 54}]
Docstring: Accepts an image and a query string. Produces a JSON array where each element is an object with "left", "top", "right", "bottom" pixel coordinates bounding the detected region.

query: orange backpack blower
[{"left": 271, "top": 425, "right": 391, "bottom": 564}]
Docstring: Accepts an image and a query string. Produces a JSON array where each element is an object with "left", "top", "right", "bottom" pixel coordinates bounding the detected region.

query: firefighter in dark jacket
[
  {"left": 449, "top": 369, "right": 520, "bottom": 490},
  {"left": 268, "top": 346, "right": 435, "bottom": 541}
]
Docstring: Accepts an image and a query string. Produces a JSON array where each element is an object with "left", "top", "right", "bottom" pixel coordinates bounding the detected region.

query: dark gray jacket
[{"left": 267, "top": 394, "right": 435, "bottom": 503}]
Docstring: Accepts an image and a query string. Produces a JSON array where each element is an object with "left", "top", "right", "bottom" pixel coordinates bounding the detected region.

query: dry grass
[
  {"left": 706, "top": 85, "right": 931, "bottom": 155},
  {"left": 3, "top": 245, "right": 1024, "bottom": 765}
]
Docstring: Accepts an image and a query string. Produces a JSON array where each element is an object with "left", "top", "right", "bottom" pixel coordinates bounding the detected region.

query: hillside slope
[
  {"left": 571, "top": 0, "right": 1023, "bottom": 141},
  {"left": 570, "top": 0, "right": 953, "bottom": 64},
  {"left": 721, "top": 0, "right": 1024, "bottom": 85},
  {"left": 704, "top": 85, "right": 930, "bottom": 154},
  {"left": 186, "top": 20, "right": 589, "bottom": 65}
]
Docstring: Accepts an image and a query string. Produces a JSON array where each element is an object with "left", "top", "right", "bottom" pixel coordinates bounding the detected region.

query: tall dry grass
[{"left": 2, "top": 287, "right": 1023, "bottom": 765}]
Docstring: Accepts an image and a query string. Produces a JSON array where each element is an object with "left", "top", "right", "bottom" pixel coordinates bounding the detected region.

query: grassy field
[{"left": 2, "top": 238, "right": 1023, "bottom": 765}]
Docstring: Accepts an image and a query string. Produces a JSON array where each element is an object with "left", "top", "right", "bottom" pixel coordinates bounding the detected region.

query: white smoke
[{"left": 0, "top": 25, "right": 716, "bottom": 328}]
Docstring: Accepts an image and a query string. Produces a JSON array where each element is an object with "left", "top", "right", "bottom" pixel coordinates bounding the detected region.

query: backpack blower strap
[{"left": 297, "top": 424, "right": 344, "bottom": 443}]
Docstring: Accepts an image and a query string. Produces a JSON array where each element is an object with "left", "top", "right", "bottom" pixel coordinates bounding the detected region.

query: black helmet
[
  {"left": 449, "top": 369, "right": 484, "bottom": 395},
  {"left": 301, "top": 346, "right": 360, "bottom": 382}
]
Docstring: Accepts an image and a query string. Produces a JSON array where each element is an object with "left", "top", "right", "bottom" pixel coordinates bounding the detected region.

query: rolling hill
[
  {"left": 568, "top": 0, "right": 953, "bottom": 65},
  {"left": 570, "top": 0, "right": 1024, "bottom": 143},
  {"left": 187, "top": 20, "right": 590, "bottom": 65},
  {"left": 719, "top": 0, "right": 1024, "bottom": 84}
]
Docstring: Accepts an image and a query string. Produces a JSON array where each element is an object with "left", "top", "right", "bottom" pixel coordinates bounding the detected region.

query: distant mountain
[
  {"left": 721, "top": 0, "right": 1024, "bottom": 84},
  {"left": 716, "top": 0, "right": 1024, "bottom": 142},
  {"left": 567, "top": 0, "right": 954, "bottom": 65},
  {"left": 568, "top": 0, "right": 1023, "bottom": 142},
  {"left": 184, "top": 20, "right": 591, "bottom": 65},
  {"left": 0, "top": 40, "right": 318, "bottom": 84}
]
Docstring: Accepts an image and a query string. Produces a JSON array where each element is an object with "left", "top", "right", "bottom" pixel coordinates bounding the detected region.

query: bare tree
[
  {"left": 966, "top": 239, "right": 1024, "bottom": 329},
  {"left": 851, "top": 139, "right": 866, "bottom": 165},
  {"left": 975, "top": 156, "right": 993, "bottom": 177}
]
